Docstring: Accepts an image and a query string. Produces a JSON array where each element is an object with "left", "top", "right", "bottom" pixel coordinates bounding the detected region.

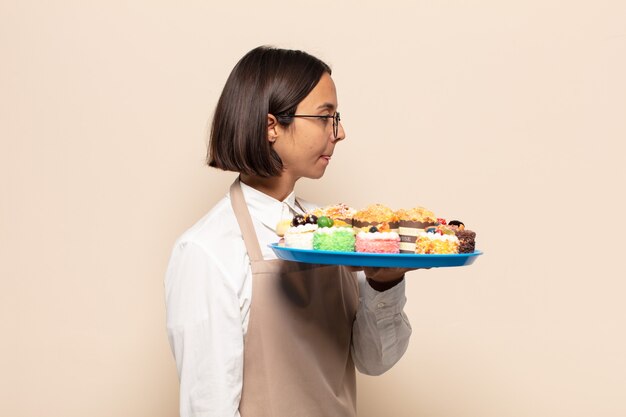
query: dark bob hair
[{"left": 207, "top": 46, "right": 331, "bottom": 177}]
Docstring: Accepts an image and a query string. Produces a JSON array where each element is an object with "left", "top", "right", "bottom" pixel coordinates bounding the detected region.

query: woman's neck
[{"left": 239, "top": 173, "right": 297, "bottom": 202}]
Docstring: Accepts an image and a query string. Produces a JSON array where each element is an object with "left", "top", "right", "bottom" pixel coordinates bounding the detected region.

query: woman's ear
[{"left": 267, "top": 114, "right": 279, "bottom": 143}]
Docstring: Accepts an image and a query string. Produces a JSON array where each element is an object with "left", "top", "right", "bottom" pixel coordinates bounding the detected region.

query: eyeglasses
[{"left": 280, "top": 112, "right": 341, "bottom": 139}]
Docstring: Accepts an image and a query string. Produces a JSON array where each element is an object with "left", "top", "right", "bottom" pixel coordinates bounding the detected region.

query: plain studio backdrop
[{"left": 1, "top": 1, "right": 625, "bottom": 416}]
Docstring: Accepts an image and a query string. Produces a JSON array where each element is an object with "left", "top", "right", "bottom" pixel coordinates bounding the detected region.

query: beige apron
[{"left": 230, "top": 179, "right": 359, "bottom": 417}]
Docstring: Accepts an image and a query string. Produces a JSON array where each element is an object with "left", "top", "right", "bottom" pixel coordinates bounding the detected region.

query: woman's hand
[
  {"left": 363, "top": 267, "right": 410, "bottom": 292},
  {"left": 363, "top": 267, "right": 412, "bottom": 282},
  {"left": 349, "top": 266, "right": 428, "bottom": 292}
]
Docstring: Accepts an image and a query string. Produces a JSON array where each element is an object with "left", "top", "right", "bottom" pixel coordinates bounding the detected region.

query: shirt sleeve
[
  {"left": 165, "top": 240, "right": 243, "bottom": 417},
  {"left": 351, "top": 271, "right": 412, "bottom": 376}
]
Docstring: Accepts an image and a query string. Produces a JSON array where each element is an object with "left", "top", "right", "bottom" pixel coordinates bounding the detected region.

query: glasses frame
[{"left": 280, "top": 112, "right": 341, "bottom": 139}]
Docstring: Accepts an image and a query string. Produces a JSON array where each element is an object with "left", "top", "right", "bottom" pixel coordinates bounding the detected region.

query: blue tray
[{"left": 270, "top": 243, "right": 482, "bottom": 268}]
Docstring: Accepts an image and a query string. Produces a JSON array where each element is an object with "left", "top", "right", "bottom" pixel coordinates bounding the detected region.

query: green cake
[{"left": 312, "top": 227, "right": 355, "bottom": 252}]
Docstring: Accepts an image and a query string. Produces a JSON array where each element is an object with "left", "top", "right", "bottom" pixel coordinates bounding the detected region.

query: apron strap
[
  {"left": 294, "top": 199, "right": 306, "bottom": 214},
  {"left": 230, "top": 178, "right": 264, "bottom": 262}
]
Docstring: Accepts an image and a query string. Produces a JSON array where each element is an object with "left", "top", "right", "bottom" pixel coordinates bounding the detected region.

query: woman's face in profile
[{"left": 273, "top": 72, "right": 346, "bottom": 180}]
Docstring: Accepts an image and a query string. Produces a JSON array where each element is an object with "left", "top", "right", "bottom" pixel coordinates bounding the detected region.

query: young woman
[{"left": 165, "top": 46, "right": 413, "bottom": 417}]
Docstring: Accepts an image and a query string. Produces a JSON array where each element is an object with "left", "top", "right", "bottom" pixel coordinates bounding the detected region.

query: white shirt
[{"left": 165, "top": 182, "right": 412, "bottom": 417}]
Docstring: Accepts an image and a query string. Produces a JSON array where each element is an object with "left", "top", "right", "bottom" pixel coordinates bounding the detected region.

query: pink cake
[{"left": 355, "top": 231, "right": 400, "bottom": 253}]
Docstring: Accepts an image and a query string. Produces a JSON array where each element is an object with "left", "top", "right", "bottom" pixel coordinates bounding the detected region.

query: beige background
[{"left": 1, "top": 1, "right": 625, "bottom": 416}]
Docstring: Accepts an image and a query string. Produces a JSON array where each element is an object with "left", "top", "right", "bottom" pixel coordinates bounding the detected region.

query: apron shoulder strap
[
  {"left": 230, "top": 178, "right": 263, "bottom": 262},
  {"left": 294, "top": 198, "right": 306, "bottom": 214}
]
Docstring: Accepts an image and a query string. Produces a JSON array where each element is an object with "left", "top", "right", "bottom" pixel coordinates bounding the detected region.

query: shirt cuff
[{"left": 361, "top": 278, "right": 407, "bottom": 319}]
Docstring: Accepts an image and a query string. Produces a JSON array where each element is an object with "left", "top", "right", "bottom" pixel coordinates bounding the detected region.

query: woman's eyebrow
[{"left": 316, "top": 102, "right": 336, "bottom": 111}]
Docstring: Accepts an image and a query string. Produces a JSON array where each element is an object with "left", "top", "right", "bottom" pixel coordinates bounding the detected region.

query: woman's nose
[{"left": 333, "top": 122, "right": 346, "bottom": 143}]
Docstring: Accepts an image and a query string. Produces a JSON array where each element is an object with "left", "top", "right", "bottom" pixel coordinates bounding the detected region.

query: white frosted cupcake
[{"left": 284, "top": 223, "right": 318, "bottom": 249}]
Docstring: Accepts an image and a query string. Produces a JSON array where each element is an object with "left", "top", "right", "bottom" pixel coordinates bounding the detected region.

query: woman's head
[{"left": 208, "top": 46, "right": 344, "bottom": 179}]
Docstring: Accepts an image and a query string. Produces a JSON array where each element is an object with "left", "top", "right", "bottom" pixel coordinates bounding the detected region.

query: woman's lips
[{"left": 320, "top": 154, "right": 332, "bottom": 161}]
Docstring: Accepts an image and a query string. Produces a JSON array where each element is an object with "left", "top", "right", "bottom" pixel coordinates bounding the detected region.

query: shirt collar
[{"left": 238, "top": 181, "right": 302, "bottom": 233}]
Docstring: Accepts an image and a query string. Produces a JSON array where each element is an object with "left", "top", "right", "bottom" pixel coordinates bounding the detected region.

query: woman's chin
[
  {"left": 291, "top": 161, "right": 329, "bottom": 180},
  {"left": 304, "top": 167, "right": 327, "bottom": 180}
]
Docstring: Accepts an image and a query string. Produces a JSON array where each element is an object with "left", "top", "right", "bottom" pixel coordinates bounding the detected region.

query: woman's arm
[
  {"left": 351, "top": 270, "right": 412, "bottom": 376},
  {"left": 165, "top": 241, "right": 244, "bottom": 417}
]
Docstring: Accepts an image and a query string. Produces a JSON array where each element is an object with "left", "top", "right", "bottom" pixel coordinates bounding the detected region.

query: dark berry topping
[
  {"left": 369, "top": 226, "right": 378, "bottom": 233},
  {"left": 291, "top": 214, "right": 306, "bottom": 227},
  {"left": 306, "top": 214, "right": 318, "bottom": 224}
]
